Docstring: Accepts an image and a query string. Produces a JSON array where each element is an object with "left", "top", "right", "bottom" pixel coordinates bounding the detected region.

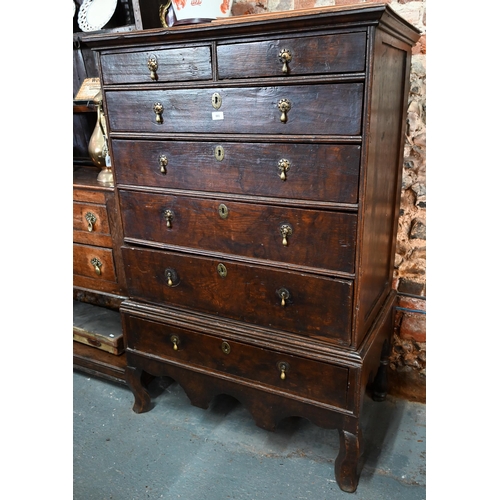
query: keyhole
[
  {"left": 212, "top": 92, "right": 222, "bottom": 110},
  {"left": 218, "top": 203, "right": 229, "bottom": 219},
  {"left": 215, "top": 146, "right": 225, "bottom": 161}
]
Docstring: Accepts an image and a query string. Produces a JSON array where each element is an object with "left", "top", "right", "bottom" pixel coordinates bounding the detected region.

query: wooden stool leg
[
  {"left": 125, "top": 365, "right": 152, "bottom": 413},
  {"left": 335, "top": 428, "right": 363, "bottom": 493}
]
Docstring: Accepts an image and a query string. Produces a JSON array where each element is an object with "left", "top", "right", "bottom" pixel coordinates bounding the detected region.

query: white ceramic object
[
  {"left": 78, "top": 0, "right": 118, "bottom": 32},
  {"left": 171, "top": 0, "right": 234, "bottom": 21}
]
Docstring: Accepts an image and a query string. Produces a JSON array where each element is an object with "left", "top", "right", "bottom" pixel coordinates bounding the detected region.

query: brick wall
[{"left": 231, "top": 0, "right": 427, "bottom": 402}]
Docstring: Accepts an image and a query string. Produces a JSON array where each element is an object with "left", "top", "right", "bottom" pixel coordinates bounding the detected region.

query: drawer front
[
  {"left": 105, "top": 83, "right": 363, "bottom": 136},
  {"left": 122, "top": 247, "right": 353, "bottom": 344},
  {"left": 100, "top": 46, "right": 213, "bottom": 85},
  {"left": 73, "top": 202, "right": 112, "bottom": 247},
  {"left": 112, "top": 139, "right": 360, "bottom": 204},
  {"left": 120, "top": 190, "right": 356, "bottom": 274},
  {"left": 124, "top": 314, "right": 349, "bottom": 409},
  {"left": 73, "top": 243, "right": 117, "bottom": 283},
  {"left": 217, "top": 32, "right": 366, "bottom": 79}
]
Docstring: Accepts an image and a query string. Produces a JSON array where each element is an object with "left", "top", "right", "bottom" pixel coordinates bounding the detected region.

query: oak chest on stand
[{"left": 84, "top": 4, "right": 420, "bottom": 492}]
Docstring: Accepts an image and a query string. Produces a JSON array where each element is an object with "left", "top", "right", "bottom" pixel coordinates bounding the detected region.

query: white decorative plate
[{"left": 78, "top": 0, "right": 118, "bottom": 32}]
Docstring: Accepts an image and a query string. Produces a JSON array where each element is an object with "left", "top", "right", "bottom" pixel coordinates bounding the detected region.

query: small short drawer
[
  {"left": 112, "top": 139, "right": 361, "bottom": 205},
  {"left": 119, "top": 190, "right": 357, "bottom": 274},
  {"left": 122, "top": 247, "right": 353, "bottom": 345},
  {"left": 73, "top": 243, "right": 117, "bottom": 283},
  {"left": 73, "top": 202, "right": 112, "bottom": 247},
  {"left": 123, "top": 314, "right": 350, "bottom": 409},
  {"left": 100, "top": 45, "right": 213, "bottom": 85},
  {"left": 217, "top": 32, "right": 366, "bottom": 79},
  {"left": 105, "top": 82, "right": 363, "bottom": 136}
]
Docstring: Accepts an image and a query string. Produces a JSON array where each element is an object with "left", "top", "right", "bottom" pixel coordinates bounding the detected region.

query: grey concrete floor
[{"left": 73, "top": 371, "right": 425, "bottom": 500}]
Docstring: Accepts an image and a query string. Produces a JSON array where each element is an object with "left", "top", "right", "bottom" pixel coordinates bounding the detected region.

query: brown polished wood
[{"left": 84, "top": 4, "right": 419, "bottom": 493}]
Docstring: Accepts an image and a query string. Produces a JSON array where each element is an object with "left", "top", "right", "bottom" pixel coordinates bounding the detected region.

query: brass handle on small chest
[
  {"left": 277, "top": 361, "right": 290, "bottom": 380},
  {"left": 164, "top": 268, "right": 179, "bottom": 287},
  {"left": 280, "top": 224, "right": 292, "bottom": 246},
  {"left": 221, "top": 341, "right": 231, "bottom": 355},
  {"left": 153, "top": 102, "right": 164, "bottom": 124},
  {"left": 158, "top": 154, "right": 168, "bottom": 174},
  {"left": 90, "top": 257, "right": 102, "bottom": 276},
  {"left": 279, "top": 49, "right": 292, "bottom": 74},
  {"left": 277, "top": 287, "right": 291, "bottom": 307},
  {"left": 278, "top": 159, "right": 290, "bottom": 181},
  {"left": 85, "top": 212, "right": 97, "bottom": 232},
  {"left": 147, "top": 55, "right": 158, "bottom": 81},
  {"left": 277, "top": 99, "right": 291, "bottom": 123},
  {"left": 164, "top": 209, "right": 174, "bottom": 228},
  {"left": 170, "top": 335, "right": 180, "bottom": 351}
]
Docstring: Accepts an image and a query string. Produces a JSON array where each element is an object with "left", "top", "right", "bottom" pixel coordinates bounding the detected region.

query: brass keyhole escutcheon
[
  {"left": 85, "top": 212, "right": 97, "bottom": 232},
  {"left": 277, "top": 361, "right": 290, "bottom": 380},
  {"left": 277, "top": 99, "right": 291, "bottom": 123},
  {"left": 214, "top": 145, "right": 225, "bottom": 161},
  {"left": 90, "top": 257, "right": 102, "bottom": 276},
  {"left": 218, "top": 203, "right": 229, "bottom": 219},
  {"left": 164, "top": 209, "right": 174, "bottom": 228},
  {"left": 217, "top": 263, "right": 227, "bottom": 278},
  {"left": 153, "top": 102, "right": 164, "bottom": 124},
  {"left": 164, "top": 268, "right": 179, "bottom": 287},
  {"left": 280, "top": 224, "right": 293, "bottom": 246},
  {"left": 158, "top": 154, "right": 168, "bottom": 174},
  {"left": 277, "top": 287, "right": 291, "bottom": 307},
  {"left": 170, "top": 335, "right": 180, "bottom": 351},
  {"left": 212, "top": 92, "right": 222, "bottom": 110},
  {"left": 221, "top": 341, "right": 231, "bottom": 355},
  {"left": 278, "top": 159, "right": 290, "bottom": 181},
  {"left": 147, "top": 55, "right": 158, "bottom": 81},
  {"left": 278, "top": 49, "right": 292, "bottom": 74}
]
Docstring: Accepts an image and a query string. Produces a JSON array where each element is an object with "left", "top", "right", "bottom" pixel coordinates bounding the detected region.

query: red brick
[{"left": 399, "top": 312, "right": 426, "bottom": 342}]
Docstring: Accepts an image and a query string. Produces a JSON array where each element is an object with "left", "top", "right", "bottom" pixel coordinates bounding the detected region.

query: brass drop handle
[
  {"left": 85, "top": 212, "right": 97, "bottom": 232},
  {"left": 147, "top": 55, "right": 158, "bottom": 81},
  {"left": 170, "top": 335, "right": 179, "bottom": 351},
  {"left": 153, "top": 102, "right": 164, "bottom": 124},
  {"left": 280, "top": 224, "right": 293, "bottom": 246},
  {"left": 90, "top": 257, "right": 102, "bottom": 276},
  {"left": 164, "top": 209, "right": 174, "bottom": 228},
  {"left": 159, "top": 154, "right": 168, "bottom": 175},
  {"left": 278, "top": 159, "right": 290, "bottom": 181},
  {"left": 279, "top": 49, "right": 292, "bottom": 74},
  {"left": 277, "top": 287, "right": 290, "bottom": 307},
  {"left": 164, "top": 268, "right": 179, "bottom": 287},
  {"left": 278, "top": 362, "right": 290, "bottom": 380},
  {"left": 277, "top": 99, "right": 291, "bottom": 123}
]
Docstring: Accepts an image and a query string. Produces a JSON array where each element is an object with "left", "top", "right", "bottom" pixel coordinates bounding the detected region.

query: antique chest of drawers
[{"left": 85, "top": 4, "right": 419, "bottom": 492}]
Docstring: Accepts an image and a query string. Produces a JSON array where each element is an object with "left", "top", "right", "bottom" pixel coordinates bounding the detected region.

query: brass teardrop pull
[
  {"left": 85, "top": 212, "right": 97, "bottom": 232},
  {"left": 170, "top": 335, "right": 179, "bottom": 351},
  {"left": 278, "top": 159, "right": 290, "bottom": 181},
  {"left": 164, "top": 268, "right": 179, "bottom": 287},
  {"left": 90, "top": 257, "right": 102, "bottom": 276},
  {"left": 221, "top": 341, "right": 231, "bottom": 355},
  {"left": 158, "top": 154, "right": 168, "bottom": 175},
  {"left": 277, "top": 361, "right": 290, "bottom": 380},
  {"left": 277, "top": 99, "right": 291, "bottom": 123},
  {"left": 278, "top": 49, "right": 292, "bottom": 74},
  {"left": 164, "top": 209, "right": 174, "bottom": 228},
  {"left": 280, "top": 224, "right": 293, "bottom": 246},
  {"left": 277, "top": 287, "right": 290, "bottom": 307},
  {"left": 153, "top": 102, "right": 164, "bottom": 124},
  {"left": 147, "top": 55, "right": 158, "bottom": 81}
]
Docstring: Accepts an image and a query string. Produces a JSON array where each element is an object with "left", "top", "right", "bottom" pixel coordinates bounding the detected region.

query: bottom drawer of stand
[{"left": 123, "top": 314, "right": 349, "bottom": 409}]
